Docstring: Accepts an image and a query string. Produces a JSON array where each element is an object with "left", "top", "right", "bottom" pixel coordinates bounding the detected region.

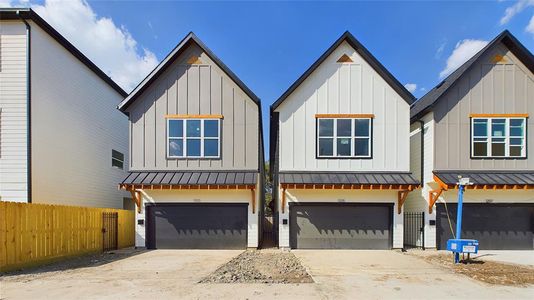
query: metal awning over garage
[
  {"left": 120, "top": 171, "right": 257, "bottom": 189},
  {"left": 279, "top": 172, "right": 419, "bottom": 189},
  {"left": 278, "top": 172, "right": 420, "bottom": 214},
  {"left": 119, "top": 171, "right": 258, "bottom": 213},
  {"left": 428, "top": 170, "right": 534, "bottom": 214},
  {"left": 433, "top": 170, "right": 534, "bottom": 188}
]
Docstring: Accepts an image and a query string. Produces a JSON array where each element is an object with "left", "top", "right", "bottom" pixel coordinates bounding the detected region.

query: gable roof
[
  {"left": 271, "top": 31, "right": 415, "bottom": 111},
  {"left": 0, "top": 8, "right": 127, "bottom": 97},
  {"left": 118, "top": 32, "right": 260, "bottom": 112},
  {"left": 411, "top": 30, "right": 534, "bottom": 122}
]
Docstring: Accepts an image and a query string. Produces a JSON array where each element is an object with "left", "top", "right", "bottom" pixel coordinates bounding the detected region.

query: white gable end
[{"left": 275, "top": 41, "right": 410, "bottom": 172}]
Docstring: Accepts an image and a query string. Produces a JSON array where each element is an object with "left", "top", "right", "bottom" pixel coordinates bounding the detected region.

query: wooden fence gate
[{"left": 102, "top": 212, "right": 118, "bottom": 251}]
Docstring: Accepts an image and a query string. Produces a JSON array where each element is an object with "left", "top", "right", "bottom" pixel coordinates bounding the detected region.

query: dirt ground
[
  {"left": 420, "top": 253, "right": 534, "bottom": 286},
  {"left": 1, "top": 249, "right": 533, "bottom": 300},
  {"left": 199, "top": 250, "right": 313, "bottom": 283}
]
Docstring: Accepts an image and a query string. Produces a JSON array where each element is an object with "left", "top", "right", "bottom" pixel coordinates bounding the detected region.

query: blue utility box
[{"left": 447, "top": 239, "right": 479, "bottom": 254}]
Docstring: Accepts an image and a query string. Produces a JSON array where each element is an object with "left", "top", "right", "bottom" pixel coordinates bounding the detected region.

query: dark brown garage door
[
  {"left": 146, "top": 203, "right": 247, "bottom": 249},
  {"left": 289, "top": 203, "right": 393, "bottom": 249},
  {"left": 436, "top": 203, "right": 534, "bottom": 250}
]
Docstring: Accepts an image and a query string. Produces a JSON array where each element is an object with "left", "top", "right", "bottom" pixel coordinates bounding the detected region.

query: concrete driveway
[
  {"left": 469, "top": 250, "right": 534, "bottom": 267},
  {"left": 1, "top": 249, "right": 533, "bottom": 300},
  {"left": 294, "top": 250, "right": 534, "bottom": 299}
]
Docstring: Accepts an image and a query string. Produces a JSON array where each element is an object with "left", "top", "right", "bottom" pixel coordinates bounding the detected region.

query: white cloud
[
  {"left": 526, "top": 15, "right": 534, "bottom": 34},
  {"left": 3, "top": 0, "right": 158, "bottom": 92},
  {"left": 435, "top": 39, "right": 447, "bottom": 59},
  {"left": 33, "top": 0, "right": 158, "bottom": 91},
  {"left": 439, "top": 39, "right": 488, "bottom": 79},
  {"left": 404, "top": 83, "right": 417, "bottom": 93},
  {"left": 500, "top": 0, "right": 534, "bottom": 25},
  {"left": 0, "top": 0, "right": 13, "bottom": 7}
]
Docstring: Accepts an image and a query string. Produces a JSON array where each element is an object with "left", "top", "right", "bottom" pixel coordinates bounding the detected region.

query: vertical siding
[
  {"left": 127, "top": 42, "right": 259, "bottom": 171},
  {"left": 405, "top": 113, "right": 436, "bottom": 248},
  {"left": 30, "top": 23, "right": 129, "bottom": 208},
  {"left": 0, "top": 22, "right": 28, "bottom": 202},
  {"left": 275, "top": 41, "right": 410, "bottom": 172},
  {"left": 434, "top": 42, "right": 534, "bottom": 170}
]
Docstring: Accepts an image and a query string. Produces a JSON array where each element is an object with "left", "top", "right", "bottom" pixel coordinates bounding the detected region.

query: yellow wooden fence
[{"left": 0, "top": 201, "right": 135, "bottom": 272}]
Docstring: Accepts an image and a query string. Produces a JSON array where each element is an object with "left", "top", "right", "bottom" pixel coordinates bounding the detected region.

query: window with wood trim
[
  {"left": 112, "top": 149, "right": 124, "bottom": 169},
  {"left": 317, "top": 118, "right": 372, "bottom": 158},
  {"left": 167, "top": 119, "right": 220, "bottom": 158},
  {"left": 471, "top": 117, "right": 527, "bottom": 158}
]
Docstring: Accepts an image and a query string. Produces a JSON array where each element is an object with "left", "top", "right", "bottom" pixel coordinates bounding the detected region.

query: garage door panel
[
  {"left": 147, "top": 204, "right": 247, "bottom": 249},
  {"left": 436, "top": 203, "right": 534, "bottom": 250},
  {"left": 290, "top": 204, "right": 392, "bottom": 249}
]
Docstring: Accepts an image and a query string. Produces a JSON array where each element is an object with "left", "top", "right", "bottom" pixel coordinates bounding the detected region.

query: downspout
[
  {"left": 418, "top": 120, "right": 424, "bottom": 183},
  {"left": 17, "top": 11, "right": 32, "bottom": 203},
  {"left": 418, "top": 119, "right": 425, "bottom": 250}
]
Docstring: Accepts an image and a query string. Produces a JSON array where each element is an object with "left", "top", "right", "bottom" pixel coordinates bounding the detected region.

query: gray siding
[
  {"left": 434, "top": 41, "right": 534, "bottom": 170},
  {"left": 126, "top": 42, "right": 259, "bottom": 171}
]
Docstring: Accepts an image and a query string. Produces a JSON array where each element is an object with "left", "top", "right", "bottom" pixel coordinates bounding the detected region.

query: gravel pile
[{"left": 199, "top": 250, "right": 313, "bottom": 284}]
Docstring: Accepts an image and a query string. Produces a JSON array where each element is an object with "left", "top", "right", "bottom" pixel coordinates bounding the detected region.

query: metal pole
[{"left": 454, "top": 184, "right": 465, "bottom": 263}]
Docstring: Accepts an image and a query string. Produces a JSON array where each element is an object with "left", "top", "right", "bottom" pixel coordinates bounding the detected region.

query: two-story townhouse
[
  {"left": 0, "top": 8, "right": 129, "bottom": 209},
  {"left": 407, "top": 30, "right": 534, "bottom": 250},
  {"left": 270, "top": 32, "right": 419, "bottom": 249},
  {"left": 118, "top": 33, "right": 265, "bottom": 249}
]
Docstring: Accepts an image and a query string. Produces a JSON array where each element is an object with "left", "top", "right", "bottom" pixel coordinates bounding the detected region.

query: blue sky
[{"left": 3, "top": 0, "right": 534, "bottom": 159}]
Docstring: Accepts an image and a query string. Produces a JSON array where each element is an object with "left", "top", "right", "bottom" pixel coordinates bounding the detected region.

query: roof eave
[
  {"left": 272, "top": 31, "right": 415, "bottom": 112},
  {"left": 118, "top": 32, "right": 260, "bottom": 112},
  {"left": 1, "top": 8, "right": 127, "bottom": 98}
]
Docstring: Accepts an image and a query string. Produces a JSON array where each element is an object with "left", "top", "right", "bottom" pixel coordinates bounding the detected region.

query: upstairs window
[
  {"left": 317, "top": 116, "right": 372, "bottom": 158},
  {"left": 112, "top": 150, "right": 124, "bottom": 169},
  {"left": 167, "top": 118, "right": 220, "bottom": 158},
  {"left": 471, "top": 116, "right": 527, "bottom": 158}
]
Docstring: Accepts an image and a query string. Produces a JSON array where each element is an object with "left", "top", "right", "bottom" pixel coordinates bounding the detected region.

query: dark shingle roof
[
  {"left": 121, "top": 171, "right": 257, "bottom": 186},
  {"left": 411, "top": 30, "right": 534, "bottom": 122},
  {"left": 433, "top": 170, "right": 534, "bottom": 186},
  {"left": 271, "top": 31, "right": 415, "bottom": 112},
  {"left": 279, "top": 172, "right": 419, "bottom": 185}
]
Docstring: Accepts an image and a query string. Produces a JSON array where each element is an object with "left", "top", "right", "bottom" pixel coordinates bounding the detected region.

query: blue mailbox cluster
[{"left": 446, "top": 239, "right": 479, "bottom": 254}]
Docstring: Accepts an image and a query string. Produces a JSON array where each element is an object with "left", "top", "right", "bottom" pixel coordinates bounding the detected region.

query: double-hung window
[
  {"left": 471, "top": 116, "right": 527, "bottom": 158},
  {"left": 167, "top": 118, "right": 220, "bottom": 158},
  {"left": 317, "top": 117, "right": 372, "bottom": 158}
]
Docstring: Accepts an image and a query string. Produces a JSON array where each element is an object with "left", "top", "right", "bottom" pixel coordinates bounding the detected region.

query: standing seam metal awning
[
  {"left": 279, "top": 172, "right": 420, "bottom": 186},
  {"left": 433, "top": 170, "right": 534, "bottom": 187},
  {"left": 120, "top": 171, "right": 258, "bottom": 188}
]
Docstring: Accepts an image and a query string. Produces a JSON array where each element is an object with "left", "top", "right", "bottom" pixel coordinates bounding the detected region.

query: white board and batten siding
[
  {"left": 274, "top": 40, "right": 411, "bottom": 249},
  {"left": 275, "top": 41, "right": 411, "bottom": 172},
  {"left": 0, "top": 21, "right": 28, "bottom": 202}
]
